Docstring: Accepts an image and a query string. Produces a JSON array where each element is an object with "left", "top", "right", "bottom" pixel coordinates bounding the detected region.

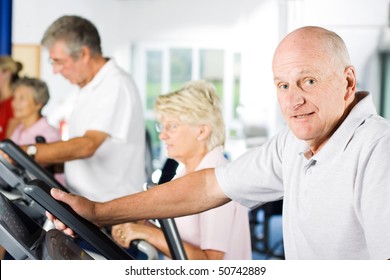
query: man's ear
[
  {"left": 344, "top": 66, "right": 356, "bottom": 101},
  {"left": 80, "top": 46, "right": 91, "bottom": 63}
]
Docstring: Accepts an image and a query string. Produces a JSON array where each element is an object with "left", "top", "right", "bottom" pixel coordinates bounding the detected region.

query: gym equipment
[
  {"left": 0, "top": 191, "right": 93, "bottom": 260},
  {"left": 0, "top": 139, "right": 135, "bottom": 259},
  {"left": 0, "top": 139, "right": 185, "bottom": 260}
]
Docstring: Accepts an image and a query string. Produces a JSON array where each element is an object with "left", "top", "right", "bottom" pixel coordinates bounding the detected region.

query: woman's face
[
  {"left": 12, "top": 85, "right": 42, "bottom": 120},
  {"left": 157, "top": 116, "right": 204, "bottom": 163},
  {"left": 0, "top": 69, "right": 12, "bottom": 88}
]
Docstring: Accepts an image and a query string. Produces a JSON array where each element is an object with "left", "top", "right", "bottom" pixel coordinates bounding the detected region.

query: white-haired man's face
[
  {"left": 48, "top": 41, "right": 89, "bottom": 88},
  {"left": 272, "top": 29, "right": 355, "bottom": 155}
]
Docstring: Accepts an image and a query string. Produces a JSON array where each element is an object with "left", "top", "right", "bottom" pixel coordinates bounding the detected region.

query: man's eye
[
  {"left": 279, "top": 84, "right": 289, "bottom": 90},
  {"left": 306, "top": 79, "right": 316, "bottom": 85}
]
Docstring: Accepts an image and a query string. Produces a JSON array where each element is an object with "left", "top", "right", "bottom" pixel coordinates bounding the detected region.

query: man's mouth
[{"left": 293, "top": 112, "right": 314, "bottom": 119}]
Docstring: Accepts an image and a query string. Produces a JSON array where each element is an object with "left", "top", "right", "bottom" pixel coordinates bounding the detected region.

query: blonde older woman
[{"left": 112, "top": 80, "right": 251, "bottom": 260}]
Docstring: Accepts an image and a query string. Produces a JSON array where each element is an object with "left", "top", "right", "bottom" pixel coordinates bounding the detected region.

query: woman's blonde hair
[
  {"left": 0, "top": 56, "right": 23, "bottom": 82},
  {"left": 155, "top": 80, "right": 225, "bottom": 151}
]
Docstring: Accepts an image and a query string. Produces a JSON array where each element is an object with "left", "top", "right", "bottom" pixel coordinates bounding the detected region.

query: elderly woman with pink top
[{"left": 111, "top": 80, "right": 252, "bottom": 260}]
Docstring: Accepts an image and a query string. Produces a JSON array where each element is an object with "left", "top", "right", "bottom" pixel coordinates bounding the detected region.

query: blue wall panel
[{"left": 0, "top": 0, "right": 12, "bottom": 55}]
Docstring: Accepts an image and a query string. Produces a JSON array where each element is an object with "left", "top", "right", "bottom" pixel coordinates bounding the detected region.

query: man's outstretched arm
[{"left": 50, "top": 168, "right": 230, "bottom": 228}]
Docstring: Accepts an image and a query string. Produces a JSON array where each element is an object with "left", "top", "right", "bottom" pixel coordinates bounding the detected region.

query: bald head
[
  {"left": 273, "top": 26, "right": 351, "bottom": 71},
  {"left": 272, "top": 26, "right": 357, "bottom": 154}
]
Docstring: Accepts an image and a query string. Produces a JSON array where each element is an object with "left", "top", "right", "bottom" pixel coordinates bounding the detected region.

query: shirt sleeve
[{"left": 215, "top": 130, "right": 287, "bottom": 209}]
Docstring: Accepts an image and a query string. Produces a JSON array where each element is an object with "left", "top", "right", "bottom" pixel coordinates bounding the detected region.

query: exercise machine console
[{"left": 0, "top": 191, "right": 93, "bottom": 260}]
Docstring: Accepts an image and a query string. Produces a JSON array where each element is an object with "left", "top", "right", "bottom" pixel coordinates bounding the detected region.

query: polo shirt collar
[
  {"left": 81, "top": 58, "right": 115, "bottom": 92},
  {"left": 176, "top": 146, "right": 226, "bottom": 177}
]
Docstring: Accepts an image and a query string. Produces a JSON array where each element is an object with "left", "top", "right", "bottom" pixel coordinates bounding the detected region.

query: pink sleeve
[{"left": 198, "top": 201, "right": 237, "bottom": 252}]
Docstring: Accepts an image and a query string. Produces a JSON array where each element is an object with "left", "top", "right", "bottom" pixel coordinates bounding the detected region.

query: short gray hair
[
  {"left": 13, "top": 77, "right": 50, "bottom": 110},
  {"left": 155, "top": 80, "right": 225, "bottom": 150},
  {"left": 41, "top": 15, "right": 102, "bottom": 58}
]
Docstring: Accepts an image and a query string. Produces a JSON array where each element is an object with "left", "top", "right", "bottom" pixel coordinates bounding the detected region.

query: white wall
[
  {"left": 12, "top": 0, "right": 280, "bottom": 130},
  {"left": 12, "top": 0, "right": 390, "bottom": 135}
]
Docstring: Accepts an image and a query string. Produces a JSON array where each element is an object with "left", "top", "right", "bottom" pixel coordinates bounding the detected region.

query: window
[
  {"left": 199, "top": 49, "right": 224, "bottom": 100},
  {"left": 380, "top": 52, "right": 390, "bottom": 119},
  {"left": 170, "top": 48, "right": 192, "bottom": 91},
  {"left": 233, "top": 53, "right": 241, "bottom": 120},
  {"left": 145, "top": 50, "right": 162, "bottom": 111}
]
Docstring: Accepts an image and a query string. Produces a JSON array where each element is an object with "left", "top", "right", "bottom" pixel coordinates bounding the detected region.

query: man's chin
[
  {"left": 290, "top": 127, "right": 313, "bottom": 141},
  {"left": 68, "top": 80, "right": 84, "bottom": 87},
  {"left": 63, "top": 77, "right": 77, "bottom": 85}
]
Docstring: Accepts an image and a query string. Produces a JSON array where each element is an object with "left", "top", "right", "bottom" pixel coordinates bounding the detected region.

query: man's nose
[
  {"left": 285, "top": 86, "right": 305, "bottom": 110},
  {"left": 52, "top": 64, "right": 63, "bottom": 74}
]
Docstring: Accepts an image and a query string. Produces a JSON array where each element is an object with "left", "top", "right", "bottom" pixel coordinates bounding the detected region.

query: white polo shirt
[
  {"left": 216, "top": 92, "right": 390, "bottom": 259},
  {"left": 65, "top": 59, "right": 145, "bottom": 202}
]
